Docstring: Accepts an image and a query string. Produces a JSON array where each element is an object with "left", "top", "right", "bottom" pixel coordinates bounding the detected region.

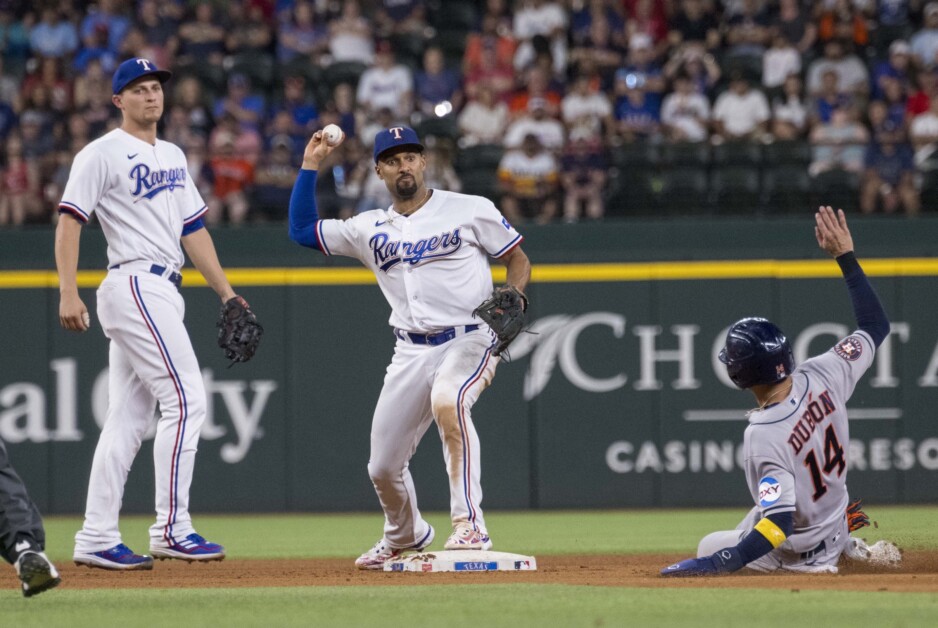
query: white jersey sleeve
[
  {"left": 59, "top": 146, "right": 108, "bottom": 223},
  {"left": 745, "top": 429, "right": 797, "bottom": 516},
  {"left": 314, "top": 213, "right": 370, "bottom": 264},
  {"left": 470, "top": 196, "right": 523, "bottom": 259},
  {"left": 799, "top": 330, "right": 876, "bottom": 403},
  {"left": 177, "top": 148, "right": 208, "bottom": 227}
]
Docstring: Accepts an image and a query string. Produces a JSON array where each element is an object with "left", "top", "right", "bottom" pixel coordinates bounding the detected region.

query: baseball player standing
[
  {"left": 0, "top": 436, "right": 60, "bottom": 596},
  {"left": 288, "top": 125, "right": 531, "bottom": 569},
  {"left": 662, "top": 206, "right": 897, "bottom": 576},
  {"left": 56, "top": 58, "right": 252, "bottom": 570}
]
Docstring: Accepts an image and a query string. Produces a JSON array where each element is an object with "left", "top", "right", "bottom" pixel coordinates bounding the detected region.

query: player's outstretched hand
[
  {"left": 660, "top": 556, "right": 720, "bottom": 577},
  {"left": 302, "top": 126, "right": 345, "bottom": 171},
  {"left": 59, "top": 292, "right": 90, "bottom": 332},
  {"left": 815, "top": 205, "right": 854, "bottom": 258}
]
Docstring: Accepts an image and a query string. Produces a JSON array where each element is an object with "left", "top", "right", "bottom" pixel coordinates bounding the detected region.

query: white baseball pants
[
  {"left": 367, "top": 328, "right": 498, "bottom": 548},
  {"left": 74, "top": 270, "right": 206, "bottom": 553}
]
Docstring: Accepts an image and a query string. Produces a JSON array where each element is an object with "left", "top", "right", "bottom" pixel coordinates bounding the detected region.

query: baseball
[
  {"left": 82, "top": 312, "right": 90, "bottom": 328},
  {"left": 322, "top": 124, "right": 343, "bottom": 146}
]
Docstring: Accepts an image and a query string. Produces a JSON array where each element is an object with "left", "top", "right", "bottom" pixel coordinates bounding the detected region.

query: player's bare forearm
[
  {"left": 501, "top": 246, "right": 531, "bottom": 295},
  {"left": 182, "top": 228, "right": 236, "bottom": 302},
  {"left": 814, "top": 205, "right": 854, "bottom": 258},
  {"left": 54, "top": 215, "right": 90, "bottom": 332}
]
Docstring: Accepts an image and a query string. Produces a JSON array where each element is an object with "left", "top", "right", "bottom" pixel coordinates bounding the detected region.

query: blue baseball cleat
[
  {"left": 74, "top": 543, "right": 154, "bottom": 570},
  {"left": 150, "top": 533, "right": 225, "bottom": 562}
]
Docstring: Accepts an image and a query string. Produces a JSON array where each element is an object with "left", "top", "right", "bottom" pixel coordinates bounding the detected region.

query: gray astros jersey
[{"left": 743, "top": 330, "right": 875, "bottom": 554}]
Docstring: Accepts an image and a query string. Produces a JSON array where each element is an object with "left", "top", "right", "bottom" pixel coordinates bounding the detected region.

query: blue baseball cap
[
  {"left": 373, "top": 126, "right": 424, "bottom": 162},
  {"left": 112, "top": 57, "right": 172, "bottom": 94}
]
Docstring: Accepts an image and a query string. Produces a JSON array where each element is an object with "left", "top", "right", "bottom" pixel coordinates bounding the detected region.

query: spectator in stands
[
  {"left": 210, "top": 111, "right": 263, "bottom": 165},
  {"left": 213, "top": 73, "right": 265, "bottom": 134},
  {"left": 324, "top": 82, "right": 357, "bottom": 139},
  {"left": 660, "top": 71, "right": 711, "bottom": 142},
  {"left": 867, "top": 100, "right": 905, "bottom": 149},
  {"left": 0, "top": 8, "right": 32, "bottom": 77},
  {"left": 277, "top": 1, "right": 328, "bottom": 64},
  {"left": 497, "top": 133, "right": 560, "bottom": 224},
  {"left": 806, "top": 39, "right": 870, "bottom": 98},
  {"left": 912, "top": 3, "right": 938, "bottom": 70},
  {"left": 252, "top": 136, "right": 296, "bottom": 221},
  {"left": 711, "top": 71, "right": 770, "bottom": 142},
  {"left": 79, "top": 0, "right": 130, "bottom": 56},
  {"left": 0, "top": 133, "right": 41, "bottom": 226},
  {"left": 415, "top": 46, "right": 462, "bottom": 117},
  {"left": 876, "top": 0, "right": 913, "bottom": 29},
  {"left": 907, "top": 67, "right": 938, "bottom": 117},
  {"left": 423, "top": 145, "right": 462, "bottom": 192},
  {"left": 724, "top": 0, "right": 771, "bottom": 63},
  {"left": 771, "top": 74, "right": 808, "bottom": 140},
  {"left": 872, "top": 40, "right": 914, "bottom": 101},
  {"left": 184, "top": 134, "right": 215, "bottom": 212},
  {"left": 207, "top": 131, "right": 254, "bottom": 225},
  {"left": 328, "top": 0, "right": 375, "bottom": 64},
  {"left": 810, "top": 69, "right": 853, "bottom": 127},
  {"left": 567, "top": 14, "right": 625, "bottom": 91},
  {"left": 464, "top": 39, "right": 516, "bottom": 102},
  {"left": 177, "top": 1, "right": 227, "bottom": 67},
  {"left": 507, "top": 66, "right": 563, "bottom": 119},
  {"left": 136, "top": 0, "right": 178, "bottom": 61},
  {"left": 667, "top": 0, "right": 721, "bottom": 54},
  {"left": 512, "top": 0, "right": 568, "bottom": 76},
  {"left": 880, "top": 75, "right": 910, "bottom": 131},
  {"left": 356, "top": 39, "right": 413, "bottom": 120},
  {"left": 616, "top": 33, "right": 667, "bottom": 105},
  {"left": 624, "top": 0, "right": 669, "bottom": 58},
  {"left": 0, "top": 57, "right": 20, "bottom": 109},
  {"left": 271, "top": 75, "right": 319, "bottom": 138},
  {"left": 762, "top": 33, "right": 801, "bottom": 92},
  {"left": 22, "top": 57, "right": 72, "bottom": 116},
  {"left": 458, "top": 83, "right": 509, "bottom": 146},
  {"left": 662, "top": 43, "right": 721, "bottom": 96},
  {"left": 613, "top": 77, "right": 661, "bottom": 143},
  {"left": 463, "top": 12, "right": 517, "bottom": 78},
  {"left": 816, "top": 0, "right": 870, "bottom": 50},
  {"left": 29, "top": 6, "right": 79, "bottom": 60},
  {"left": 226, "top": 1, "right": 274, "bottom": 56},
  {"left": 571, "top": 0, "right": 627, "bottom": 49},
  {"left": 562, "top": 73, "right": 614, "bottom": 143},
  {"left": 808, "top": 106, "right": 869, "bottom": 176},
  {"left": 73, "top": 22, "right": 119, "bottom": 74},
  {"left": 772, "top": 0, "right": 817, "bottom": 54},
  {"left": 0, "top": 98, "right": 14, "bottom": 143},
  {"left": 505, "top": 97, "right": 565, "bottom": 151},
  {"left": 266, "top": 111, "right": 305, "bottom": 164},
  {"left": 910, "top": 94, "right": 938, "bottom": 171},
  {"left": 374, "top": 0, "right": 429, "bottom": 38},
  {"left": 860, "top": 140, "right": 919, "bottom": 214},
  {"left": 560, "top": 137, "right": 607, "bottom": 222},
  {"left": 172, "top": 75, "right": 214, "bottom": 139}
]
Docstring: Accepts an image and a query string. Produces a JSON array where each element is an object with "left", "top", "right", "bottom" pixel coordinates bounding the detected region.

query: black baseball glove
[
  {"left": 217, "top": 295, "right": 263, "bottom": 365},
  {"left": 472, "top": 285, "right": 528, "bottom": 357}
]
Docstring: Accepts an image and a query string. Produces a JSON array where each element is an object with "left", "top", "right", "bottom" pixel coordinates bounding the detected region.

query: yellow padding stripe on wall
[
  {"left": 754, "top": 517, "right": 787, "bottom": 548},
  {"left": 2, "top": 258, "right": 937, "bottom": 288}
]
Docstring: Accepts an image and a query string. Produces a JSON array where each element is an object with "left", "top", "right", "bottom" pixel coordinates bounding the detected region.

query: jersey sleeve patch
[
  {"left": 758, "top": 476, "right": 783, "bottom": 507},
  {"left": 834, "top": 336, "right": 864, "bottom": 361}
]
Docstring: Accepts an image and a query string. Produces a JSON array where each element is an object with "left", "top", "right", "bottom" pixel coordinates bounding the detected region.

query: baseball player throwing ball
[
  {"left": 288, "top": 126, "right": 531, "bottom": 569},
  {"left": 55, "top": 58, "right": 261, "bottom": 570},
  {"left": 661, "top": 206, "right": 898, "bottom": 576}
]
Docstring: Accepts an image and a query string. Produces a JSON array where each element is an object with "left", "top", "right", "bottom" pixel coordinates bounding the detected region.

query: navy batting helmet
[{"left": 718, "top": 317, "right": 794, "bottom": 389}]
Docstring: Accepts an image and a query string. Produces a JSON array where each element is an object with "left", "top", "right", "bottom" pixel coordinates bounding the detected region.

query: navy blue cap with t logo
[
  {"left": 373, "top": 126, "right": 425, "bottom": 163},
  {"left": 112, "top": 58, "right": 172, "bottom": 94}
]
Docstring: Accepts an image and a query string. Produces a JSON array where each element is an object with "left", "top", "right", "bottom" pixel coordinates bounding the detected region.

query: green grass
[
  {"left": 8, "top": 507, "right": 938, "bottom": 627},
  {"left": 37, "top": 505, "right": 937, "bottom": 561}
]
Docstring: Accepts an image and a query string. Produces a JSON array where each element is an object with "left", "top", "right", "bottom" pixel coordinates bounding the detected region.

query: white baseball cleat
[
  {"left": 444, "top": 523, "right": 493, "bottom": 551},
  {"left": 844, "top": 537, "right": 902, "bottom": 568},
  {"left": 355, "top": 525, "right": 435, "bottom": 570}
]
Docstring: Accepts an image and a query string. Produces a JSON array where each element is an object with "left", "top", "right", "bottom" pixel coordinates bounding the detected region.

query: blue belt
[
  {"left": 800, "top": 540, "right": 826, "bottom": 560},
  {"left": 111, "top": 263, "right": 183, "bottom": 288},
  {"left": 399, "top": 325, "right": 479, "bottom": 346}
]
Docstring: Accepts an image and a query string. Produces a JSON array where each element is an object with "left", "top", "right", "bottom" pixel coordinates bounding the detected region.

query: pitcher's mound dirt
[{"left": 4, "top": 552, "right": 938, "bottom": 593}]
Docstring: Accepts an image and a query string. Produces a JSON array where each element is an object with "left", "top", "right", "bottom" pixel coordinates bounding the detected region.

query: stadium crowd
[{"left": 0, "top": 0, "right": 936, "bottom": 226}]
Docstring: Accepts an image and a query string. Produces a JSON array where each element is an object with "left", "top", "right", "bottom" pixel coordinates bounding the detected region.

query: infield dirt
[{"left": 4, "top": 552, "right": 938, "bottom": 593}]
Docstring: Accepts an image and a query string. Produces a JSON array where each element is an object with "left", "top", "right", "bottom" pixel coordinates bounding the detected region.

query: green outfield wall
[{"left": 2, "top": 217, "right": 938, "bottom": 514}]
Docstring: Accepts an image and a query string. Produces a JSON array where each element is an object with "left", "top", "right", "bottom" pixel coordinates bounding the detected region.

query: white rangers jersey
[
  {"left": 59, "top": 128, "right": 207, "bottom": 271},
  {"left": 314, "top": 189, "right": 523, "bottom": 332},
  {"left": 743, "top": 330, "right": 876, "bottom": 553}
]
